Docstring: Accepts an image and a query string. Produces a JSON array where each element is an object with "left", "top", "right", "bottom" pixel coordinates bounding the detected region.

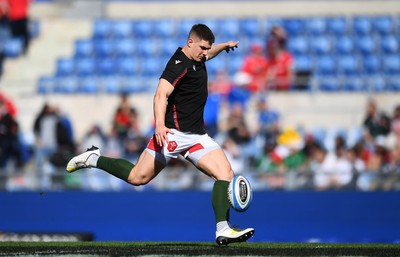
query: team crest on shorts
[{"left": 167, "top": 141, "right": 178, "bottom": 152}]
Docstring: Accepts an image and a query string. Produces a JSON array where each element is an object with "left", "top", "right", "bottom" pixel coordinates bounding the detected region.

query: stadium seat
[
  {"left": 3, "top": 38, "right": 23, "bottom": 58},
  {"left": 132, "top": 20, "right": 154, "bottom": 37},
  {"left": 92, "top": 19, "right": 113, "bottom": 39},
  {"left": 135, "top": 38, "right": 159, "bottom": 57},
  {"left": 386, "top": 76, "right": 400, "bottom": 91},
  {"left": 121, "top": 77, "right": 146, "bottom": 93},
  {"left": 287, "top": 36, "right": 309, "bottom": 55},
  {"left": 309, "top": 36, "right": 332, "bottom": 55},
  {"left": 227, "top": 55, "right": 243, "bottom": 76},
  {"left": 79, "top": 77, "right": 99, "bottom": 93},
  {"left": 141, "top": 57, "right": 164, "bottom": 77},
  {"left": 352, "top": 16, "right": 373, "bottom": 35},
  {"left": 112, "top": 20, "right": 133, "bottom": 39},
  {"left": 334, "top": 35, "right": 354, "bottom": 55},
  {"left": 117, "top": 57, "right": 140, "bottom": 76},
  {"left": 37, "top": 76, "right": 56, "bottom": 94},
  {"left": 54, "top": 77, "right": 79, "bottom": 93},
  {"left": 342, "top": 76, "right": 365, "bottom": 91},
  {"left": 74, "top": 39, "right": 94, "bottom": 59},
  {"left": 294, "top": 54, "right": 313, "bottom": 72},
  {"left": 346, "top": 127, "right": 363, "bottom": 148},
  {"left": 364, "top": 75, "right": 386, "bottom": 92},
  {"left": 372, "top": 16, "right": 394, "bottom": 35},
  {"left": 240, "top": 18, "right": 260, "bottom": 38},
  {"left": 360, "top": 55, "right": 381, "bottom": 74},
  {"left": 326, "top": 16, "right": 348, "bottom": 36},
  {"left": 217, "top": 18, "right": 241, "bottom": 38},
  {"left": 56, "top": 58, "right": 75, "bottom": 77},
  {"left": 75, "top": 58, "right": 96, "bottom": 77},
  {"left": 336, "top": 55, "right": 359, "bottom": 75},
  {"left": 305, "top": 17, "right": 327, "bottom": 36},
  {"left": 382, "top": 54, "right": 400, "bottom": 75},
  {"left": 206, "top": 55, "right": 227, "bottom": 78},
  {"left": 94, "top": 39, "right": 115, "bottom": 58},
  {"left": 380, "top": 35, "right": 398, "bottom": 54},
  {"left": 153, "top": 19, "right": 176, "bottom": 37},
  {"left": 282, "top": 18, "right": 305, "bottom": 36},
  {"left": 311, "top": 127, "right": 327, "bottom": 145},
  {"left": 354, "top": 35, "right": 377, "bottom": 56},
  {"left": 177, "top": 19, "right": 198, "bottom": 38},
  {"left": 114, "top": 39, "right": 136, "bottom": 58},
  {"left": 314, "top": 55, "right": 336, "bottom": 75},
  {"left": 159, "top": 38, "right": 178, "bottom": 57},
  {"left": 97, "top": 58, "right": 117, "bottom": 76},
  {"left": 102, "top": 76, "right": 122, "bottom": 94},
  {"left": 316, "top": 76, "right": 341, "bottom": 91}
]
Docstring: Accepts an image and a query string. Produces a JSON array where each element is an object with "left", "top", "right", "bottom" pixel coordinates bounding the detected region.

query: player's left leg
[{"left": 189, "top": 144, "right": 254, "bottom": 245}]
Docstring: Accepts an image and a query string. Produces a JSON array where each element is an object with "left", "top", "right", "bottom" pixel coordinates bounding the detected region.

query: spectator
[
  {"left": 123, "top": 107, "right": 147, "bottom": 160},
  {"left": 265, "top": 26, "right": 294, "bottom": 91},
  {"left": 6, "top": 0, "right": 31, "bottom": 55},
  {"left": 240, "top": 43, "right": 268, "bottom": 92},
  {"left": 362, "top": 99, "right": 391, "bottom": 139},
  {"left": 112, "top": 94, "right": 135, "bottom": 140},
  {"left": 0, "top": 98, "right": 19, "bottom": 169}
]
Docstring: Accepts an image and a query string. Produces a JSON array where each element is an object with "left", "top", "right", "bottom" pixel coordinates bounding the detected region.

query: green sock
[
  {"left": 96, "top": 156, "right": 134, "bottom": 182},
  {"left": 212, "top": 180, "right": 231, "bottom": 223}
]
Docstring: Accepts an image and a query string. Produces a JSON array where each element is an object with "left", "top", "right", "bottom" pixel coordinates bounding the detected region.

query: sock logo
[{"left": 167, "top": 141, "right": 178, "bottom": 152}]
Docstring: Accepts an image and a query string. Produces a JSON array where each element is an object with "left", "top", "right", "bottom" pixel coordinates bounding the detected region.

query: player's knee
[{"left": 127, "top": 174, "right": 150, "bottom": 186}]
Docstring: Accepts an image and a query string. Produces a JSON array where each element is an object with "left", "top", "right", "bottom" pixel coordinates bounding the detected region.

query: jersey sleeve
[{"left": 160, "top": 58, "right": 187, "bottom": 87}]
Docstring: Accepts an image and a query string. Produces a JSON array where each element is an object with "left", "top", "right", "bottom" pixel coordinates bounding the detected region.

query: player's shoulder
[{"left": 166, "top": 48, "right": 190, "bottom": 72}]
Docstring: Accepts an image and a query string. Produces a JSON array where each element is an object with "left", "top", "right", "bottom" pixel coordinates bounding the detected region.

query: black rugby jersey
[{"left": 160, "top": 47, "right": 208, "bottom": 134}]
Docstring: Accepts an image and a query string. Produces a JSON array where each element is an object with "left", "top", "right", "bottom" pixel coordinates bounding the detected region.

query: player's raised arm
[{"left": 207, "top": 40, "right": 239, "bottom": 60}]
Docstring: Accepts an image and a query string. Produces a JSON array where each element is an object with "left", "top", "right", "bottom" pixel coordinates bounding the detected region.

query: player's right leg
[{"left": 66, "top": 145, "right": 165, "bottom": 186}]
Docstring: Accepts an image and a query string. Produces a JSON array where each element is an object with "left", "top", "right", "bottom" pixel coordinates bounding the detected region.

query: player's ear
[{"left": 187, "top": 38, "right": 194, "bottom": 48}]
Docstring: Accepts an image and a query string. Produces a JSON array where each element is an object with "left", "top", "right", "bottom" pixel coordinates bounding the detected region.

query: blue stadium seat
[
  {"left": 153, "top": 19, "right": 176, "bottom": 37},
  {"left": 94, "top": 39, "right": 115, "bottom": 58},
  {"left": 352, "top": 16, "right": 373, "bottom": 35},
  {"left": 309, "top": 36, "right": 332, "bottom": 55},
  {"left": 114, "top": 39, "right": 135, "bottom": 58},
  {"left": 132, "top": 20, "right": 154, "bottom": 37},
  {"left": 75, "top": 58, "right": 96, "bottom": 77},
  {"left": 135, "top": 38, "right": 159, "bottom": 57},
  {"left": 360, "top": 55, "right": 381, "bottom": 74},
  {"left": 3, "top": 38, "right": 23, "bottom": 58},
  {"left": 117, "top": 57, "right": 140, "bottom": 76},
  {"left": 336, "top": 55, "right": 359, "bottom": 75},
  {"left": 159, "top": 38, "right": 177, "bottom": 57},
  {"left": 373, "top": 16, "right": 394, "bottom": 36},
  {"left": 334, "top": 35, "right": 354, "bottom": 55},
  {"left": 121, "top": 77, "right": 146, "bottom": 93},
  {"left": 102, "top": 76, "right": 121, "bottom": 94},
  {"left": 177, "top": 19, "right": 198, "bottom": 38},
  {"left": 79, "top": 77, "right": 99, "bottom": 93},
  {"left": 317, "top": 76, "right": 341, "bottom": 91},
  {"left": 382, "top": 54, "right": 400, "bottom": 75},
  {"left": 314, "top": 55, "right": 336, "bottom": 75},
  {"left": 37, "top": 76, "right": 56, "bottom": 94},
  {"left": 217, "top": 18, "right": 241, "bottom": 37},
  {"left": 282, "top": 18, "right": 305, "bottom": 36},
  {"left": 311, "top": 127, "right": 327, "bottom": 145},
  {"left": 326, "top": 16, "right": 348, "bottom": 36},
  {"left": 92, "top": 19, "right": 113, "bottom": 39},
  {"left": 97, "top": 58, "right": 117, "bottom": 76},
  {"left": 305, "top": 17, "right": 327, "bottom": 36},
  {"left": 386, "top": 76, "right": 400, "bottom": 91},
  {"left": 294, "top": 54, "right": 313, "bottom": 72},
  {"left": 380, "top": 35, "right": 398, "bottom": 54},
  {"left": 206, "top": 56, "right": 227, "bottom": 78},
  {"left": 342, "top": 76, "right": 365, "bottom": 91},
  {"left": 354, "top": 35, "right": 377, "bottom": 56},
  {"left": 54, "top": 77, "right": 79, "bottom": 93},
  {"left": 240, "top": 18, "right": 260, "bottom": 38},
  {"left": 346, "top": 127, "right": 363, "bottom": 148},
  {"left": 287, "top": 36, "right": 309, "bottom": 55},
  {"left": 364, "top": 75, "right": 386, "bottom": 92},
  {"left": 196, "top": 18, "right": 219, "bottom": 34},
  {"left": 74, "top": 39, "right": 94, "bottom": 59},
  {"left": 141, "top": 57, "right": 164, "bottom": 77},
  {"left": 56, "top": 58, "right": 75, "bottom": 77},
  {"left": 112, "top": 20, "right": 133, "bottom": 38},
  {"left": 227, "top": 55, "right": 243, "bottom": 76}
]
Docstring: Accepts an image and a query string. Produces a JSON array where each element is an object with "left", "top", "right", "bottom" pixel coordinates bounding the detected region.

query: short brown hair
[{"left": 189, "top": 24, "right": 215, "bottom": 44}]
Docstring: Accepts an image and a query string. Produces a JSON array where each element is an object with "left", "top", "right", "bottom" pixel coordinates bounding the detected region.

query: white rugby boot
[
  {"left": 215, "top": 226, "right": 255, "bottom": 245},
  {"left": 66, "top": 145, "right": 100, "bottom": 173}
]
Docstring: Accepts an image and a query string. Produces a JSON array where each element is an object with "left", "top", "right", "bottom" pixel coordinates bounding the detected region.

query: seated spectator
[
  {"left": 240, "top": 43, "right": 268, "bottom": 93},
  {"left": 363, "top": 99, "right": 391, "bottom": 139},
  {"left": 0, "top": 98, "right": 19, "bottom": 169},
  {"left": 265, "top": 26, "right": 294, "bottom": 91}
]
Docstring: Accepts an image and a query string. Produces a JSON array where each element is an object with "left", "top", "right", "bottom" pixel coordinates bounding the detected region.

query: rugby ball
[{"left": 228, "top": 175, "right": 253, "bottom": 212}]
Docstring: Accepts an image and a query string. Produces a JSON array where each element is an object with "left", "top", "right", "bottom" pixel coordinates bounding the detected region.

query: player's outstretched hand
[{"left": 225, "top": 41, "right": 239, "bottom": 53}]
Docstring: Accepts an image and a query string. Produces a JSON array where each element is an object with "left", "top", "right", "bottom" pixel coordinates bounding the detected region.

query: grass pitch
[{"left": 1, "top": 242, "right": 400, "bottom": 257}]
